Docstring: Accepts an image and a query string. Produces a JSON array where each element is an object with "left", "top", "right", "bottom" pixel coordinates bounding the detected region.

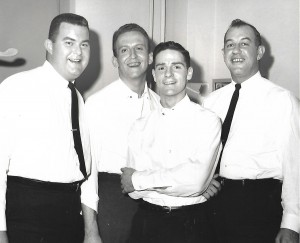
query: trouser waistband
[{"left": 7, "top": 175, "right": 83, "bottom": 192}]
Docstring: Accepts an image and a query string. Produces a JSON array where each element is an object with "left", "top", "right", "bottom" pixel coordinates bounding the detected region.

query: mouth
[
  {"left": 127, "top": 62, "right": 141, "bottom": 67},
  {"left": 231, "top": 58, "right": 245, "bottom": 63},
  {"left": 163, "top": 79, "right": 176, "bottom": 85}
]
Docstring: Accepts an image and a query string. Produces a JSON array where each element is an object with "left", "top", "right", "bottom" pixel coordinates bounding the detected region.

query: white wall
[
  {"left": 185, "top": 0, "right": 299, "bottom": 97},
  {"left": 72, "top": 0, "right": 157, "bottom": 98},
  {"left": 0, "top": 0, "right": 60, "bottom": 83}
]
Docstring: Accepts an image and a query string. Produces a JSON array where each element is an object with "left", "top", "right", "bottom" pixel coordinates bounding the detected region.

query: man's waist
[
  {"left": 7, "top": 175, "right": 83, "bottom": 192},
  {"left": 217, "top": 176, "right": 282, "bottom": 188},
  {"left": 140, "top": 200, "right": 207, "bottom": 213}
]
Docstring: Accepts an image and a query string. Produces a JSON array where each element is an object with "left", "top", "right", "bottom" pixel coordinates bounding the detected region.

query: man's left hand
[
  {"left": 275, "top": 228, "right": 299, "bottom": 243},
  {"left": 120, "top": 167, "right": 136, "bottom": 194}
]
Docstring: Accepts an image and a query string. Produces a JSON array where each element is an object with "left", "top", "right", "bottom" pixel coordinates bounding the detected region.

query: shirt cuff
[
  {"left": 132, "top": 171, "right": 147, "bottom": 191},
  {"left": 0, "top": 206, "right": 7, "bottom": 231},
  {"left": 281, "top": 212, "right": 300, "bottom": 233},
  {"left": 80, "top": 184, "right": 99, "bottom": 213}
]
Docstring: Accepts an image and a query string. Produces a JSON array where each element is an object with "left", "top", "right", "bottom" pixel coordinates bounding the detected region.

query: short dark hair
[
  {"left": 224, "top": 19, "right": 262, "bottom": 46},
  {"left": 112, "top": 23, "right": 150, "bottom": 57},
  {"left": 153, "top": 41, "right": 190, "bottom": 67},
  {"left": 48, "top": 13, "right": 89, "bottom": 42}
]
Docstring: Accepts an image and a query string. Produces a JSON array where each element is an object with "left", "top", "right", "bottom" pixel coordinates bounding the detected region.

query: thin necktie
[
  {"left": 68, "top": 82, "right": 88, "bottom": 179},
  {"left": 215, "top": 83, "right": 241, "bottom": 174}
]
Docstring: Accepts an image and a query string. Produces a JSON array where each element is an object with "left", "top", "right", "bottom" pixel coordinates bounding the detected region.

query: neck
[{"left": 121, "top": 77, "right": 146, "bottom": 98}]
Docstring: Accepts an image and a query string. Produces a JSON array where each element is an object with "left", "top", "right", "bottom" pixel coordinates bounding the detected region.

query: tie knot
[
  {"left": 68, "top": 81, "right": 75, "bottom": 90},
  {"left": 235, "top": 83, "right": 241, "bottom": 90}
]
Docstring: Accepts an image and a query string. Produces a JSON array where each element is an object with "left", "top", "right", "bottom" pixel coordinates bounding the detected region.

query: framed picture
[{"left": 213, "top": 79, "right": 231, "bottom": 91}]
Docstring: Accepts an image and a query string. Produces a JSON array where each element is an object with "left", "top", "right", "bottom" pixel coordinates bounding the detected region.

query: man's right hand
[
  {"left": 0, "top": 231, "right": 9, "bottom": 243},
  {"left": 203, "top": 174, "right": 221, "bottom": 200}
]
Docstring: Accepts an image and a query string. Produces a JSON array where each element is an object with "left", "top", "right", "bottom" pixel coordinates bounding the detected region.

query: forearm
[{"left": 82, "top": 204, "right": 101, "bottom": 241}]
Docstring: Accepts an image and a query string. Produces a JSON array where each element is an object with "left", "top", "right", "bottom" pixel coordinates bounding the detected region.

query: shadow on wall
[
  {"left": 259, "top": 36, "right": 274, "bottom": 79},
  {"left": 0, "top": 58, "right": 26, "bottom": 67},
  {"left": 76, "top": 30, "right": 101, "bottom": 98}
]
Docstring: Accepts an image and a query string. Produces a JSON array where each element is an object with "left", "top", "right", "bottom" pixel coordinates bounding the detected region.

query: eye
[
  {"left": 120, "top": 48, "right": 128, "bottom": 54},
  {"left": 226, "top": 43, "right": 234, "bottom": 49},
  {"left": 65, "top": 41, "right": 73, "bottom": 47},
  {"left": 136, "top": 46, "right": 144, "bottom": 51},
  {"left": 173, "top": 65, "right": 182, "bottom": 70},
  {"left": 81, "top": 42, "right": 90, "bottom": 48},
  {"left": 241, "top": 42, "right": 249, "bottom": 47},
  {"left": 157, "top": 66, "right": 165, "bottom": 71}
]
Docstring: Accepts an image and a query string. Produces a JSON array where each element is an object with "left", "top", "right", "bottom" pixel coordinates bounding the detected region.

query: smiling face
[
  {"left": 153, "top": 49, "right": 193, "bottom": 107},
  {"left": 45, "top": 22, "right": 90, "bottom": 81},
  {"left": 223, "top": 25, "right": 264, "bottom": 83},
  {"left": 112, "top": 31, "right": 152, "bottom": 83}
]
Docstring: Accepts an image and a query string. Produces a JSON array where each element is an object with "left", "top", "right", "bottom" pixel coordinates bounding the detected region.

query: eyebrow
[
  {"left": 225, "top": 37, "right": 252, "bottom": 44},
  {"left": 155, "top": 62, "right": 185, "bottom": 67},
  {"left": 62, "top": 37, "right": 90, "bottom": 43}
]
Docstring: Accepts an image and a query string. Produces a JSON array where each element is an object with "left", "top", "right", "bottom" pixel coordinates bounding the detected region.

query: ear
[
  {"left": 44, "top": 39, "right": 53, "bottom": 54},
  {"left": 257, "top": 45, "right": 265, "bottom": 61},
  {"left": 187, "top": 67, "right": 193, "bottom": 81},
  {"left": 221, "top": 48, "right": 225, "bottom": 58},
  {"left": 148, "top": 52, "right": 153, "bottom": 65},
  {"left": 152, "top": 69, "right": 156, "bottom": 83},
  {"left": 112, "top": 56, "right": 119, "bottom": 68}
]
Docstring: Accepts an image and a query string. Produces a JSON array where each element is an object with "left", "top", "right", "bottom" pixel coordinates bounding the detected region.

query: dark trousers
[
  {"left": 98, "top": 172, "right": 141, "bottom": 243},
  {"left": 209, "top": 178, "right": 282, "bottom": 243},
  {"left": 6, "top": 176, "right": 84, "bottom": 243},
  {"left": 129, "top": 201, "right": 214, "bottom": 243}
]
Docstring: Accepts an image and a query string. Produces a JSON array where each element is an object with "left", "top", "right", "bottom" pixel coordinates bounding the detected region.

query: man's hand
[
  {"left": 275, "top": 228, "right": 299, "bottom": 243},
  {"left": 120, "top": 167, "right": 136, "bottom": 194},
  {"left": 0, "top": 231, "right": 9, "bottom": 243},
  {"left": 202, "top": 174, "right": 221, "bottom": 200}
]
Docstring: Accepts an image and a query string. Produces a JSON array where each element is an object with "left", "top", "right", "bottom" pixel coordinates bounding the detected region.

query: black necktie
[
  {"left": 68, "top": 82, "right": 88, "bottom": 179},
  {"left": 215, "top": 83, "right": 241, "bottom": 174}
]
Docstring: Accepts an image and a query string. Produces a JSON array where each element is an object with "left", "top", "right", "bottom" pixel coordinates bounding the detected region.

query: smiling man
[
  {"left": 0, "top": 13, "right": 101, "bottom": 243},
  {"left": 203, "top": 19, "right": 300, "bottom": 243},
  {"left": 120, "top": 41, "right": 221, "bottom": 243},
  {"left": 84, "top": 23, "right": 160, "bottom": 243}
]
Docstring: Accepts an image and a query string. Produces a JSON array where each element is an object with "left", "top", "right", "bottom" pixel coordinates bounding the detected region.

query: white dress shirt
[
  {"left": 0, "top": 61, "right": 94, "bottom": 230},
  {"left": 82, "top": 79, "right": 160, "bottom": 212},
  {"left": 128, "top": 95, "right": 221, "bottom": 207},
  {"left": 203, "top": 72, "right": 300, "bottom": 233}
]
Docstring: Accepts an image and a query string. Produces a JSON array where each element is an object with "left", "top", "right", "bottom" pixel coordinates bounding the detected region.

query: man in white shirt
[
  {"left": 0, "top": 13, "right": 101, "bottom": 243},
  {"left": 84, "top": 23, "right": 160, "bottom": 243},
  {"left": 121, "top": 41, "right": 221, "bottom": 243},
  {"left": 203, "top": 19, "right": 300, "bottom": 243}
]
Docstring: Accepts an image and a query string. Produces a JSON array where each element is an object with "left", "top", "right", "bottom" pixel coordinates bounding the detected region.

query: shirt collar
[
  {"left": 43, "top": 61, "right": 72, "bottom": 89},
  {"left": 160, "top": 95, "right": 190, "bottom": 115},
  {"left": 118, "top": 78, "right": 149, "bottom": 99},
  {"left": 231, "top": 71, "right": 261, "bottom": 89}
]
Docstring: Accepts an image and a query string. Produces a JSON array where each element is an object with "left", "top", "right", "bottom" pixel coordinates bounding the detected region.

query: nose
[
  {"left": 73, "top": 44, "right": 82, "bottom": 55},
  {"left": 165, "top": 66, "right": 173, "bottom": 77},
  {"left": 130, "top": 48, "right": 137, "bottom": 58},
  {"left": 232, "top": 44, "right": 241, "bottom": 54}
]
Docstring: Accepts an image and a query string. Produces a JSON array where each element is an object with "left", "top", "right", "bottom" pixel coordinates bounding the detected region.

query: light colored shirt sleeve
[
  {"left": 131, "top": 114, "right": 221, "bottom": 198},
  {"left": 279, "top": 93, "right": 300, "bottom": 233},
  {"left": 80, "top": 102, "right": 100, "bottom": 212},
  {"left": 0, "top": 82, "right": 12, "bottom": 231}
]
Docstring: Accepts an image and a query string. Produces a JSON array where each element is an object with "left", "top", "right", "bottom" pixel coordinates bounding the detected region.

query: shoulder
[
  {"left": 86, "top": 80, "right": 120, "bottom": 106},
  {"left": 260, "top": 77, "right": 298, "bottom": 104},
  {"left": 0, "top": 66, "right": 42, "bottom": 95},
  {"left": 190, "top": 101, "right": 221, "bottom": 125}
]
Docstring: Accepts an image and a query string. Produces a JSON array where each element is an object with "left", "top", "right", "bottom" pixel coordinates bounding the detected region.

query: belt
[
  {"left": 217, "top": 177, "right": 281, "bottom": 188},
  {"left": 7, "top": 175, "right": 83, "bottom": 192},
  {"left": 140, "top": 200, "right": 204, "bottom": 214}
]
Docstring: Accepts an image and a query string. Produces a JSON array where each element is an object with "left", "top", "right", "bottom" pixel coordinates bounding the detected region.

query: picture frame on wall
[{"left": 213, "top": 78, "right": 231, "bottom": 91}]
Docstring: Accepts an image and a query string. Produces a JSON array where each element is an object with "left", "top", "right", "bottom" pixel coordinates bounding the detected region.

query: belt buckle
[
  {"left": 75, "top": 182, "right": 80, "bottom": 191},
  {"left": 165, "top": 206, "right": 172, "bottom": 213}
]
